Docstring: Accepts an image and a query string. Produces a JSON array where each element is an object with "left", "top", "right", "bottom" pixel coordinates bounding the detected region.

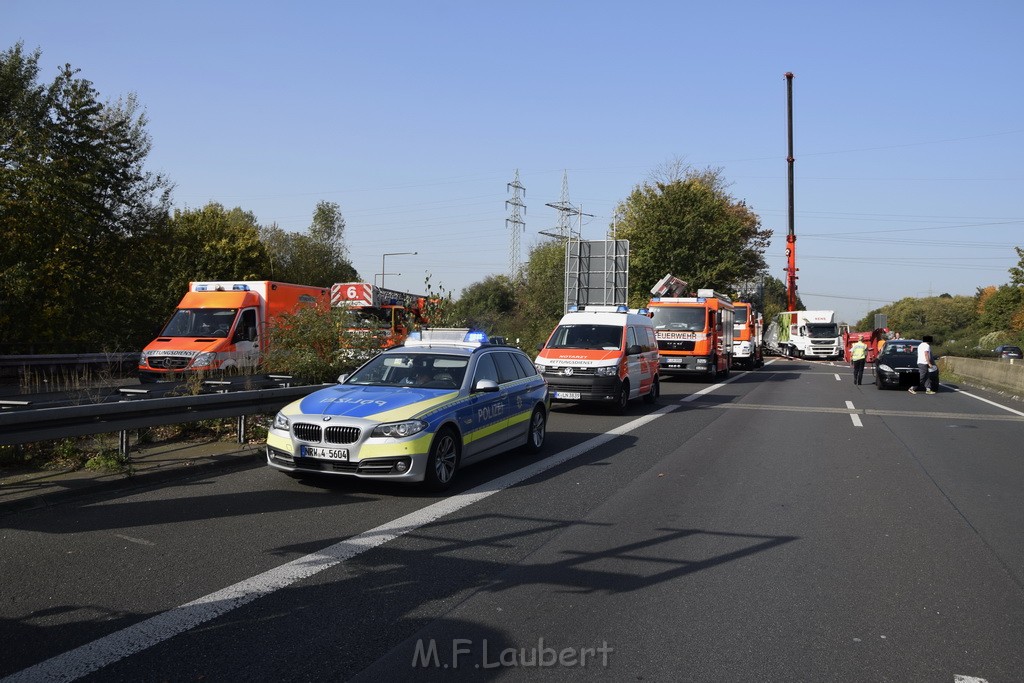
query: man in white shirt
[{"left": 908, "top": 335, "right": 936, "bottom": 394}]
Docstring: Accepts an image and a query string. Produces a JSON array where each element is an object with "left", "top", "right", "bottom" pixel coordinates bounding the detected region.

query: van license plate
[
  {"left": 554, "top": 391, "right": 581, "bottom": 400},
  {"left": 301, "top": 445, "right": 349, "bottom": 460}
]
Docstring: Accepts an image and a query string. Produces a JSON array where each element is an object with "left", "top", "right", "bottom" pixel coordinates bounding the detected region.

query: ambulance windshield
[
  {"left": 547, "top": 324, "right": 623, "bottom": 350},
  {"left": 161, "top": 308, "right": 238, "bottom": 338}
]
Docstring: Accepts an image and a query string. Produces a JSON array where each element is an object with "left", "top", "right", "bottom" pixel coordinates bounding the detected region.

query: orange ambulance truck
[{"left": 138, "top": 281, "right": 328, "bottom": 382}]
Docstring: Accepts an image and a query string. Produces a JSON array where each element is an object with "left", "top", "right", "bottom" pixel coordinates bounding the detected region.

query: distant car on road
[
  {"left": 993, "top": 345, "right": 1023, "bottom": 360},
  {"left": 875, "top": 339, "right": 938, "bottom": 390}
]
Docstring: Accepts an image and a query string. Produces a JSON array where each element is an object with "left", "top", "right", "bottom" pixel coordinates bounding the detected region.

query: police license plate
[
  {"left": 300, "top": 445, "right": 349, "bottom": 460},
  {"left": 554, "top": 391, "right": 581, "bottom": 400}
]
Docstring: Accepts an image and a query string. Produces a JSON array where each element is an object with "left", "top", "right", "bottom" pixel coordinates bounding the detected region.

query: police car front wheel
[
  {"left": 525, "top": 407, "right": 546, "bottom": 453},
  {"left": 424, "top": 427, "right": 460, "bottom": 491}
]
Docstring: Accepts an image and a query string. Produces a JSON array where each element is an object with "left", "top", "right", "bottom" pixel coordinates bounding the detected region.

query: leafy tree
[
  {"left": 975, "top": 285, "right": 1024, "bottom": 334},
  {"left": 259, "top": 201, "right": 358, "bottom": 287},
  {"left": 1, "top": 43, "right": 172, "bottom": 352},
  {"left": 452, "top": 274, "right": 517, "bottom": 336},
  {"left": 614, "top": 167, "right": 772, "bottom": 307},
  {"left": 1008, "top": 247, "right": 1024, "bottom": 287},
  {"left": 508, "top": 240, "right": 565, "bottom": 351},
  {"left": 759, "top": 275, "right": 803, "bottom": 328}
]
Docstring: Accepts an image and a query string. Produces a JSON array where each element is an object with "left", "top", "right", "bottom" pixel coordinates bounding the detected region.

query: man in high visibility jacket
[{"left": 851, "top": 338, "right": 869, "bottom": 385}]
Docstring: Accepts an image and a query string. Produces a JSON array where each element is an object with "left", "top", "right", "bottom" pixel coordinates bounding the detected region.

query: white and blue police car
[{"left": 266, "top": 329, "right": 550, "bottom": 491}]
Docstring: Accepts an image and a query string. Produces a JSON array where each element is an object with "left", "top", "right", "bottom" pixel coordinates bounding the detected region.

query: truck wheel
[{"left": 424, "top": 427, "right": 460, "bottom": 492}]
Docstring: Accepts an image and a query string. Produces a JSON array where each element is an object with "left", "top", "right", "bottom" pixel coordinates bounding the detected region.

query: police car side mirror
[
  {"left": 337, "top": 373, "right": 349, "bottom": 384},
  {"left": 472, "top": 378, "right": 500, "bottom": 393}
]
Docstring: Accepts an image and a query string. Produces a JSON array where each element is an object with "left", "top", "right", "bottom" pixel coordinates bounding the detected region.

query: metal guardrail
[{"left": 0, "top": 384, "right": 323, "bottom": 456}]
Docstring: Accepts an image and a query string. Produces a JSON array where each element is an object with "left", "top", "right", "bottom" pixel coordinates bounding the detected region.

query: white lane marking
[
  {"left": 953, "top": 388, "right": 1024, "bottom": 417},
  {"left": 845, "top": 401, "right": 863, "bottom": 427},
  {"left": 954, "top": 675, "right": 990, "bottom": 683},
  {"left": 113, "top": 534, "right": 155, "bottom": 547},
  {"left": 834, "top": 373, "right": 842, "bottom": 381},
  {"left": 4, "top": 396, "right": 711, "bottom": 682}
]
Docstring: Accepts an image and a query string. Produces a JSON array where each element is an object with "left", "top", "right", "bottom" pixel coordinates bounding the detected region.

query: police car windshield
[
  {"left": 347, "top": 353, "right": 468, "bottom": 389},
  {"left": 547, "top": 324, "right": 622, "bottom": 350}
]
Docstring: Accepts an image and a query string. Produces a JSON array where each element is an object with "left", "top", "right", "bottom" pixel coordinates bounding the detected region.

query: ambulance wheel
[
  {"left": 643, "top": 376, "right": 659, "bottom": 404},
  {"left": 424, "top": 427, "right": 460, "bottom": 492},
  {"left": 614, "top": 381, "right": 630, "bottom": 414},
  {"left": 525, "top": 406, "right": 547, "bottom": 453}
]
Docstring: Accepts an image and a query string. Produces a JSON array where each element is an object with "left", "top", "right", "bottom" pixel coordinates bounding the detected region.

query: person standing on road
[
  {"left": 850, "top": 337, "right": 868, "bottom": 385},
  {"left": 909, "top": 335, "right": 937, "bottom": 395}
]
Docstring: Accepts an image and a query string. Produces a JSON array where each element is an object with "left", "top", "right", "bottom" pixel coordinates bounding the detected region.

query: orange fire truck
[
  {"left": 331, "top": 282, "right": 428, "bottom": 349},
  {"left": 732, "top": 301, "right": 764, "bottom": 369},
  {"left": 647, "top": 275, "right": 734, "bottom": 379}
]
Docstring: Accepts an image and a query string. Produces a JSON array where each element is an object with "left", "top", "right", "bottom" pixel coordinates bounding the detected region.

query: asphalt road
[{"left": 2, "top": 359, "right": 1023, "bottom": 682}]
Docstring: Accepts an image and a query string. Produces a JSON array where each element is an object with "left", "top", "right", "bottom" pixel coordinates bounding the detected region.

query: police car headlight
[
  {"left": 372, "top": 419, "right": 428, "bottom": 438},
  {"left": 273, "top": 412, "right": 290, "bottom": 431},
  {"left": 594, "top": 366, "right": 617, "bottom": 376}
]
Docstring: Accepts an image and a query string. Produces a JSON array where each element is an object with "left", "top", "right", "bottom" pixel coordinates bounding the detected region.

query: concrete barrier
[{"left": 938, "top": 356, "right": 1024, "bottom": 398}]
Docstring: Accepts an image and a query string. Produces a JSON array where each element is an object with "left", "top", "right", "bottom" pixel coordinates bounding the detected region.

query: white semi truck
[{"left": 773, "top": 310, "right": 842, "bottom": 360}]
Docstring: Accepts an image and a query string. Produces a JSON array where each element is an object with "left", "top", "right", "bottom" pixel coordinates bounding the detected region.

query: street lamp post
[{"left": 380, "top": 252, "right": 415, "bottom": 292}]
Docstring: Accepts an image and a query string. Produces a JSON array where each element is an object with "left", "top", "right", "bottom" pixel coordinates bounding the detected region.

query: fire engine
[
  {"left": 732, "top": 301, "right": 764, "bottom": 369},
  {"left": 647, "top": 274, "right": 734, "bottom": 379},
  {"left": 331, "top": 282, "right": 428, "bottom": 349}
]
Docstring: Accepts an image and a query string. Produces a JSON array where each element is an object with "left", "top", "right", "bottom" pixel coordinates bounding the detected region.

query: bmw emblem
[{"left": 323, "top": 416, "right": 332, "bottom": 422}]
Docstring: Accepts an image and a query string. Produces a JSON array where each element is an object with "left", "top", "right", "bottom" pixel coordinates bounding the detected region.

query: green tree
[
  {"left": 260, "top": 201, "right": 358, "bottom": 287},
  {"left": 975, "top": 286, "right": 1024, "bottom": 334},
  {"left": 0, "top": 43, "right": 172, "bottom": 352},
  {"left": 614, "top": 167, "right": 772, "bottom": 307},
  {"left": 508, "top": 240, "right": 565, "bottom": 351},
  {"left": 452, "top": 274, "right": 517, "bottom": 336}
]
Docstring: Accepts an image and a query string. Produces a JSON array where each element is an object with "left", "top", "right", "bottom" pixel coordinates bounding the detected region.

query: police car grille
[
  {"left": 325, "top": 426, "right": 361, "bottom": 444},
  {"left": 658, "top": 340, "right": 695, "bottom": 351},
  {"left": 293, "top": 423, "right": 322, "bottom": 442}
]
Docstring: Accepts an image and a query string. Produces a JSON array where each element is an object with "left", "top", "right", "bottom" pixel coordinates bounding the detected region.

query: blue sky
[{"left": 6, "top": 1, "right": 1023, "bottom": 326}]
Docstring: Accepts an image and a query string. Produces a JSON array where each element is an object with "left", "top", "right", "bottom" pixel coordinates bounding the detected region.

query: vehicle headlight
[
  {"left": 878, "top": 364, "right": 894, "bottom": 373},
  {"left": 192, "top": 352, "right": 216, "bottom": 368},
  {"left": 535, "top": 363, "right": 547, "bottom": 374},
  {"left": 273, "top": 412, "right": 290, "bottom": 431},
  {"left": 595, "top": 365, "right": 618, "bottom": 376},
  {"left": 372, "top": 420, "right": 428, "bottom": 438},
  {"left": 139, "top": 350, "right": 152, "bottom": 363}
]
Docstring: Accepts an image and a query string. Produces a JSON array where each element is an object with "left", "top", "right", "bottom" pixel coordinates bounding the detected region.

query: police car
[{"left": 266, "top": 329, "right": 550, "bottom": 491}]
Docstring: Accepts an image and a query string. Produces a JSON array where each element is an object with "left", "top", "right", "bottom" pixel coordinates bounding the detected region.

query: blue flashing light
[
  {"left": 696, "top": 298, "right": 706, "bottom": 303},
  {"left": 232, "top": 284, "right": 250, "bottom": 291},
  {"left": 195, "top": 285, "right": 209, "bottom": 291},
  {"left": 616, "top": 305, "right": 628, "bottom": 313},
  {"left": 567, "top": 305, "right": 580, "bottom": 312},
  {"left": 636, "top": 307, "right": 650, "bottom": 316},
  {"left": 650, "top": 297, "right": 661, "bottom": 302},
  {"left": 464, "top": 331, "right": 489, "bottom": 344},
  {"left": 407, "top": 331, "right": 422, "bottom": 341}
]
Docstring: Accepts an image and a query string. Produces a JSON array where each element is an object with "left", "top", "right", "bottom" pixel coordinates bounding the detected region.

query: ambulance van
[{"left": 534, "top": 305, "right": 660, "bottom": 413}]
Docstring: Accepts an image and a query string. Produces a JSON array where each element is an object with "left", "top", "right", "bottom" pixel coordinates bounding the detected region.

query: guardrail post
[{"left": 117, "top": 388, "right": 151, "bottom": 462}]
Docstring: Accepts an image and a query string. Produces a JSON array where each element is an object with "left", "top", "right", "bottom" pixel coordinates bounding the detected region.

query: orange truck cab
[
  {"left": 649, "top": 288, "right": 735, "bottom": 378},
  {"left": 732, "top": 301, "right": 764, "bottom": 369},
  {"left": 138, "top": 281, "right": 328, "bottom": 383}
]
